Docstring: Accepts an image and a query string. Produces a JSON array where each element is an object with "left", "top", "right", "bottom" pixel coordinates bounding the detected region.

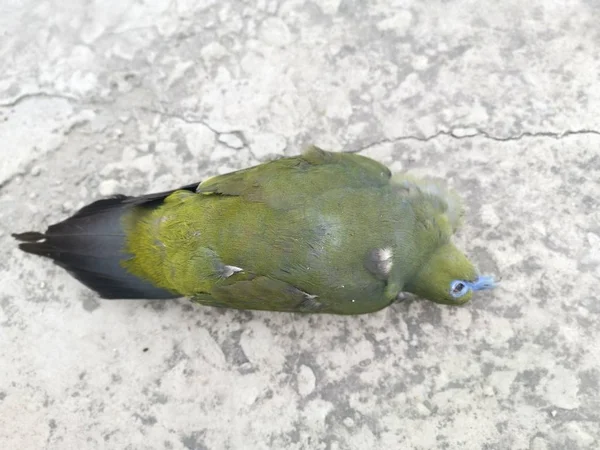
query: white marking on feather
[
  {"left": 301, "top": 293, "right": 321, "bottom": 310},
  {"left": 221, "top": 265, "right": 243, "bottom": 278},
  {"left": 375, "top": 247, "right": 394, "bottom": 276}
]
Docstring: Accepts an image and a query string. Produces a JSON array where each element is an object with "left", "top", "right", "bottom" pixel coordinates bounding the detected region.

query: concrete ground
[{"left": 1, "top": 1, "right": 599, "bottom": 449}]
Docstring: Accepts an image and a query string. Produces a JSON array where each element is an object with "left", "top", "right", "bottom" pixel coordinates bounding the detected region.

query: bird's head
[{"left": 404, "top": 243, "right": 497, "bottom": 305}]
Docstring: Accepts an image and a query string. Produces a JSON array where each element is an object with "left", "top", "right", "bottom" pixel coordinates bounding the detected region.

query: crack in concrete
[
  {"left": 141, "top": 108, "right": 600, "bottom": 158},
  {"left": 0, "top": 164, "right": 32, "bottom": 191},
  {"left": 4, "top": 97, "right": 599, "bottom": 166},
  {"left": 0, "top": 92, "right": 79, "bottom": 108},
  {"left": 353, "top": 128, "right": 600, "bottom": 152},
  {"left": 140, "top": 107, "right": 256, "bottom": 158},
  {"left": 0, "top": 173, "right": 20, "bottom": 191}
]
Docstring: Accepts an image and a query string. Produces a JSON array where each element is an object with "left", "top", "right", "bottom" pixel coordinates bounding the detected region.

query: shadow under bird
[{"left": 13, "top": 146, "right": 496, "bottom": 314}]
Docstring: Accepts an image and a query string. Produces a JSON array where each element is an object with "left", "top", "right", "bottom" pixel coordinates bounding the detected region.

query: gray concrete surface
[{"left": 1, "top": 1, "right": 599, "bottom": 449}]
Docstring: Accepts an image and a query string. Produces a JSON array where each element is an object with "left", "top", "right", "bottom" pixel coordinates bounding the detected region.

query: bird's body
[{"left": 14, "top": 147, "right": 495, "bottom": 314}]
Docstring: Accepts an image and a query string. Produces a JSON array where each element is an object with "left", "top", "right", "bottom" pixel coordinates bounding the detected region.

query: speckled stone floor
[{"left": 1, "top": 1, "right": 599, "bottom": 449}]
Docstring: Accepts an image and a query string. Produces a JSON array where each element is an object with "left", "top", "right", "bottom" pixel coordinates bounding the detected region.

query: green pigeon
[{"left": 13, "top": 146, "right": 496, "bottom": 314}]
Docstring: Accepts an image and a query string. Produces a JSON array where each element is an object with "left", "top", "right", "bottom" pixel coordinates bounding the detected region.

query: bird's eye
[{"left": 450, "top": 280, "right": 470, "bottom": 298}]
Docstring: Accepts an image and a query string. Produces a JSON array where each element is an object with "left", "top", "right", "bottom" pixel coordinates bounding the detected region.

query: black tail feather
[
  {"left": 13, "top": 232, "right": 47, "bottom": 242},
  {"left": 14, "top": 183, "right": 198, "bottom": 300}
]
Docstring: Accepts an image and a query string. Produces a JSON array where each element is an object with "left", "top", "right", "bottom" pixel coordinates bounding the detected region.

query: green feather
[
  {"left": 117, "top": 146, "right": 486, "bottom": 313},
  {"left": 390, "top": 174, "right": 464, "bottom": 232}
]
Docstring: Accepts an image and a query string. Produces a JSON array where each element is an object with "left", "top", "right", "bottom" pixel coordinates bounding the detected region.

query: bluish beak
[{"left": 467, "top": 275, "right": 497, "bottom": 292}]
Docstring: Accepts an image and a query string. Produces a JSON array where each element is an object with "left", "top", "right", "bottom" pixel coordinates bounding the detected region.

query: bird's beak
[{"left": 469, "top": 275, "right": 497, "bottom": 292}]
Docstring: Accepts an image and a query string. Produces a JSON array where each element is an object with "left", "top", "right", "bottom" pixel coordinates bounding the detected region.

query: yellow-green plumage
[
  {"left": 119, "top": 147, "right": 481, "bottom": 313},
  {"left": 14, "top": 146, "right": 495, "bottom": 314}
]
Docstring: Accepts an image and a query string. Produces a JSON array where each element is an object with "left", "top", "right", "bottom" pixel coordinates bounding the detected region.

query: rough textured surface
[{"left": 1, "top": 1, "right": 599, "bottom": 449}]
